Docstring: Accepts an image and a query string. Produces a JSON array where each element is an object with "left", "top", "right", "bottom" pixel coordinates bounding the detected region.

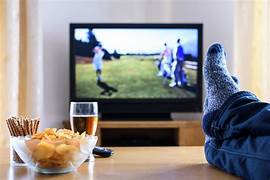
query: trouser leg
[
  {"left": 179, "top": 61, "right": 185, "bottom": 84},
  {"left": 203, "top": 92, "right": 270, "bottom": 140},
  {"left": 205, "top": 136, "right": 270, "bottom": 180},
  {"left": 174, "top": 62, "right": 180, "bottom": 83},
  {"left": 203, "top": 92, "right": 270, "bottom": 179}
]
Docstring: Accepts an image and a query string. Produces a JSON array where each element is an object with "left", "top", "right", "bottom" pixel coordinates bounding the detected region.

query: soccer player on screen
[
  {"left": 170, "top": 38, "right": 186, "bottom": 87},
  {"left": 92, "top": 44, "right": 104, "bottom": 81},
  {"left": 92, "top": 43, "right": 118, "bottom": 96},
  {"left": 157, "top": 43, "right": 173, "bottom": 78}
]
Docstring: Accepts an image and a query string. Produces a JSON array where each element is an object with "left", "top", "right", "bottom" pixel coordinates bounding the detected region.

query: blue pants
[
  {"left": 174, "top": 61, "right": 186, "bottom": 85},
  {"left": 203, "top": 91, "right": 270, "bottom": 180}
]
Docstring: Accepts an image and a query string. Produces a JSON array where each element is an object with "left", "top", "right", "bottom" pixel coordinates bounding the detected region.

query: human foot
[{"left": 203, "top": 43, "right": 239, "bottom": 115}]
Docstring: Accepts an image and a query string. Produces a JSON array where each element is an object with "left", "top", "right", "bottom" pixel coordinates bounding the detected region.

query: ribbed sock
[{"left": 203, "top": 43, "right": 239, "bottom": 115}]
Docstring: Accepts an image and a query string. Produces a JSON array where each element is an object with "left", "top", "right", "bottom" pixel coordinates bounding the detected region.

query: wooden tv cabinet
[{"left": 96, "top": 120, "right": 205, "bottom": 146}]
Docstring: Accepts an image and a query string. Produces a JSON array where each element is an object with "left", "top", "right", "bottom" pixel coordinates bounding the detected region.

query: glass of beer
[
  {"left": 70, "top": 102, "right": 98, "bottom": 135},
  {"left": 70, "top": 102, "right": 98, "bottom": 161}
]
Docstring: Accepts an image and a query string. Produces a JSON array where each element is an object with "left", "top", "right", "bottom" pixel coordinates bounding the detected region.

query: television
[{"left": 70, "top": 23, "right": 203, "bottom": 119}]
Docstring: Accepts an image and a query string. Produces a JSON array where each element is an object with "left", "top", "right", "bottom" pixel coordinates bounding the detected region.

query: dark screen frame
[{"left": 70, "top": 23, "right": 203, "bottom": 114}]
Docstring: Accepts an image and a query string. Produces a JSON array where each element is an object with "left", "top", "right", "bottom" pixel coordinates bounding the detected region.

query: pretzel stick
[
  {"left": 32, "top": 120, "right": 35, "bottom": 134},
  {"left": 26, "top": 120, "right": 29, "bottom": 134},
  {"left": 16, "top": 120, "right": 23, "bottom": 136},
  {"left": 31, "top": 120, "right": 34, "bottom": 135},
  {"left": 32, "top": 120, "right": 35, "bottom": 135},
  {"left": 8, "top": 119, "right": 17, "bottom": 136},
  {"left": 10, "top": 120, "right": 19, "bottom": 136},
  {"left": 33, "top": 120, "right": 36, "bottom": 134},
  {"left": 23, "top": 120, "right": 27, "bottom": 134},
  {"left": 34, "top": 119, "right": 39, "bottom": 133},
  {"left": 22, "top": 120, "right": 27, "bottom": 135},
  {"left": 28, "top": 120, "right": 32, "bottom": 135},
  {"left": 35, "top": 120, "right": 40, "bottom": 133},
  {"left": 17, "top": 120, "right": 22, "bottom": 136},
  {"left": 6, "top": 120, "right": 14, "bottom": 136}
]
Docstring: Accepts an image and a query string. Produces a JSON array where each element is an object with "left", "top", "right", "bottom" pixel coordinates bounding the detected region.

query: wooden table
[{"left": 0, "top": 147, "right": 239, "bottom": 180}]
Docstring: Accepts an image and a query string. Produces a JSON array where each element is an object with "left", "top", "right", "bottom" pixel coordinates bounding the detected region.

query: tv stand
[
  {"left": 96, "top": 119, "right": 204, "bottom": 146},
  {"left": 100, "top": 113, "right": 171, "bottom": 121}
]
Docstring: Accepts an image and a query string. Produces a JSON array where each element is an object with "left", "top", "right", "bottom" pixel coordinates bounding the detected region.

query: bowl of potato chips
[{"left": 10, "top": 128, "right": 97, "bottom": 174}]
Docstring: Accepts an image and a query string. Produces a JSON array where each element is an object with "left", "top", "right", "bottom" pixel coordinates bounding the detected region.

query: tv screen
[{"left": 70, "top": 24, "right": 203, "bottom": 116}]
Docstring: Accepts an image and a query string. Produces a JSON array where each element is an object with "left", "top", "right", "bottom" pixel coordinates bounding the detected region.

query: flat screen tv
[{"left": 70, "top": 23, "right": 203, "bottom": 119}]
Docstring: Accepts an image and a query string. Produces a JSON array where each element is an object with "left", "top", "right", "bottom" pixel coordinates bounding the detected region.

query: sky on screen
[{"left": 75, "top": 28, "right": 198, "bottom": 57}]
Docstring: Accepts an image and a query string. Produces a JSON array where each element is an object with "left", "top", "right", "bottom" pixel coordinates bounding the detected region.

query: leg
[
  {"left": 108, "top": 85, "right": 118, "bottom": 92},
  {"left": 174, "top": 62, "right": 181, "bottom": 84},
  {"left": 203, "top": 91, "right": 270, "bottom": 139},
  {"left": 179, "top": 61, "right": 186, "bottom": 86},
  {"left": 205, "top": 136, "right": 270, "bottom": 180},
  {"left": 203, "top": 75, "right": 239, "bottom": 142},
  {"left": 96, "top": 69, "right": 102, "bottom": 81},
  {"left": 169, "top": 61, "right": 177, "bottom": 87},
  {"left": 203, "top": 43, "right": 239, "bottom": 140},
  {"left": 163, "top": 63, "right": 171, "bottom": 78},
  {"left": 157, "top": 60, "right": 165, "bottom": 76},
  {"left": 203, "top": 46, "right": 270, "bottom": 139},
  {"left": 203, "top": 44, "right": 270, "bottom": 180}
]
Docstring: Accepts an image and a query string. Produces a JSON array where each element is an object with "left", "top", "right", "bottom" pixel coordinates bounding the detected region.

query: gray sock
[
  {"left": 203, "top": 43, "right": 239, "bottom": 115},
  {"left": 203, "top": 75, "right": 239, "bottom": 114}
]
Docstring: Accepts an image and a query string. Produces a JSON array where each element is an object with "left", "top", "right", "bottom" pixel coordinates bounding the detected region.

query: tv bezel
[{"left": 70, "top": 23, "right": 203, "bottom": 115}]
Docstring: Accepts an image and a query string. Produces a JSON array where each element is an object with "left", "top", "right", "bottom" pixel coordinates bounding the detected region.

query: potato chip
[
  {"left": 28, "top": 128, "right": 87, "bottom": 169},
  {"left": 33, "top": 141, "right": 55, "bottom": 161},
  {"left": 25, "top": 139, "right": 40, "bottom": 152},
  {"left": 56, "top": 144, "right": 78, "bottom": 155}
]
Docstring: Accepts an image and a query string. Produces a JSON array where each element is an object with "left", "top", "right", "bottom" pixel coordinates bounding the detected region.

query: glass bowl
[{"left": 10, "top": 135, "right": 97, "bottom": 174}]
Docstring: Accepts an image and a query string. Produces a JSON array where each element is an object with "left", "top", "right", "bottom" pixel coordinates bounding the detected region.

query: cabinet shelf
[{"left": 96, "top": 120, "right": 205, "bottom": 146}]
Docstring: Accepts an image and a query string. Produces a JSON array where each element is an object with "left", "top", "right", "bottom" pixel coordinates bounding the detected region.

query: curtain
[
  {"left": 0, "top": 0, "right": 20, "bottom": 146},
  {"left": 0, "top": 0, "right": 7, "bottom": 146},
  {"left": 0, "top": 0, "right": 41, "bottom": 147},
  {"left": 234, "top": 0, "right": 270, "bottom": 101}
]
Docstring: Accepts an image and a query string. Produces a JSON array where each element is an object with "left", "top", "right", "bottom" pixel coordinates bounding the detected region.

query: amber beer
[
  {"left": 86, "top": 116, "right": 98, "bottom": 135},
  {"left": 71, "top": 115, "right": 98, "bottom": 135}
]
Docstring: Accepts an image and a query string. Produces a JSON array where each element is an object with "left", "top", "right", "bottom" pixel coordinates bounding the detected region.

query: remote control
[{"left": 93, "top": 146, "right": 114, "bottom": 158}]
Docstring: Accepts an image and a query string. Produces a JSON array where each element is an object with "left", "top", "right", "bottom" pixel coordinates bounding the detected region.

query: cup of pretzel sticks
[{"left": 6, "top": 116, "right": 40, "bottom": 166}]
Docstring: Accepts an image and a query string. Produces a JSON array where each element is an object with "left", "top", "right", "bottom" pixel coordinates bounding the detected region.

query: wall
[{"left": 39, "top": 0, "right": 235, "bottom": 128}]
